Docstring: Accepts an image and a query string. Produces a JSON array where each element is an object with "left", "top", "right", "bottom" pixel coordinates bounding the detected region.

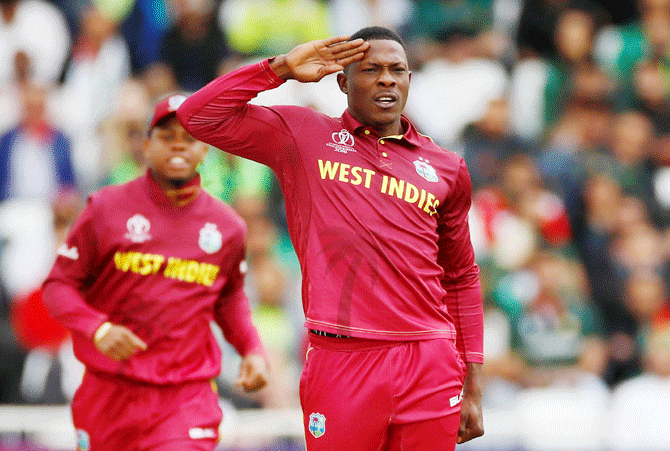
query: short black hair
[{"left": 349, "top": 26, "right": 406, "bottom": 51}]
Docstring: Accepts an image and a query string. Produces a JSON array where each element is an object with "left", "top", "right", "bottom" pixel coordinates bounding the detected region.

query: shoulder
[
  {"left": 417, "top": 132, "right": 466, "bottom": 166},
  {"left": 88, "top": 177, "right": 143, "bottom": 207},
  {"left": 271, "top": 104, "right": 335, "bottom": 126},
  {"left": 199, "top": 192, "right": 247, "bottom": 233}
]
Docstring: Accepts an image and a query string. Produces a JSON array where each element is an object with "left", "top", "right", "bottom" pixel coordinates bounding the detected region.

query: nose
[{"left": 378, "top": 68, "right": 396, "bottom": 86}]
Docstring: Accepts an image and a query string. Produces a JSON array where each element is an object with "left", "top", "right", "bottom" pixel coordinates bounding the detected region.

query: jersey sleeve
[
  {"left": 213, "top": 238, "right": 266, "bottom": 358},
  {"left": 177, "top": 59, "right": 295, "bottom": 171},
  {"left": 41, "top": 196, "right": 108, "bottom": 340},
  {"left": 436, "top": 159, "right": 484, "bottom": 364}
]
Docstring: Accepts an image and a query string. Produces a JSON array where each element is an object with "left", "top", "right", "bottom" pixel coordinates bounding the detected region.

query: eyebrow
[{"left": 361, "top": 61, "right": 408, "bottom": 68}]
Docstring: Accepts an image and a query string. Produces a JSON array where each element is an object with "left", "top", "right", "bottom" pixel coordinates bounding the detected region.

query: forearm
[
  {"left": 443, "top": 275, "right": 485, "bottom": 364},
  {"left": 215, "top": 290, "right": 266, "bottom": 358},
  {"left": 42, "top": 279, "right": 108, "bottom": 339},
  {"left": 463, "top": 362, "right": 483, "bottom": 399},
  {"left": 176, "top": 59, "right": 290, "bottom": 166},
  {"left": 177, "top": 59, "right": 284, "bottom": 135}
]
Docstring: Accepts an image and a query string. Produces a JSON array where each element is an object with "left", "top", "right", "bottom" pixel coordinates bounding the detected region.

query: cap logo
[{"left": 168, "top": 94, "right": 187, "bottom": 112}]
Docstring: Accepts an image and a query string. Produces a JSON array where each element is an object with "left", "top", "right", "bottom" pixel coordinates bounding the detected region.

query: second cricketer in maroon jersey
[
  {"left": 178, "top": 27, "right": 485, "bottom": 450},
  {"left": 42, "top": 94, "right": 269, "bottom": 451}
]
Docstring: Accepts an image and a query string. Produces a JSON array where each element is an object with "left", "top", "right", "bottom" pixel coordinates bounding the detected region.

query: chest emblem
[
  {"left": 413, "top": 158, "right": 439, "bottom": 183},
  {"left": 308, "top": 412, "right": 326, "bottom": 438},
  {"left": 125, "top": 214, "right": 152, "bottom": 242},
  {"left": 199, "top": 223, "right": 222, "bottom": 254},
  {"left": 327, "top": 129, "right": 356, "bottom": 154}
]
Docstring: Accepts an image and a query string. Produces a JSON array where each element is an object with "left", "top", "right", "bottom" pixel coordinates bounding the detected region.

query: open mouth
[
  {"left": 168, "top": 156, "right": 189, "bottom": 169},
  {"left": 374, "top": 93, "right": 398, "bottom": 109}
]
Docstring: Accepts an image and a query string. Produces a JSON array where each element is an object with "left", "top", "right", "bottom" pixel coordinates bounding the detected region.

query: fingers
[
  {"left": 236, "top": 355, "right": 269, "bottom": 392},
  {"left": 327, "top": 39, "right": 369, "bottom": 58},
  {"left": 336, "top": 51, "right": 367, "bottom": 68},
  {"left": 236, "top": 372, "right": 267, "bottom": 392},
  {"left": 457, "top": 414, "right": 484, "bottom": 444},
  {"left": 322, "top": 35, "right": 357, "bottom": 47},
  {"left": 129, "top": 332, "right": 148, "bottom": 351},
  {"left": 95, "top": 324, "right": 147, "bottom": 361}
]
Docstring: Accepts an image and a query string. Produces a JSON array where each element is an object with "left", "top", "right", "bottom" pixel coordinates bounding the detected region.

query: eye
[
  {"left": 394, "top": 67, "right": 406, "bottom": 73},
  {"left": 158, "top": 130, "right": 174, "bottom": 141}
]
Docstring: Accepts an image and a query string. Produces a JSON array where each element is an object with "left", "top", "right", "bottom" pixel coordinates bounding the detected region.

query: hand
[
  {"left": 236, "top": 353, "right": 269, "bottom": 392},
  {"left": 94, "top": 323, "right": 148, "bottom": 361},
  {"left": 458, "top": 362, "right": 485, "bottom": 444},
  {"left": 270, "top": 36, "right": 370, "bottom": 82}
]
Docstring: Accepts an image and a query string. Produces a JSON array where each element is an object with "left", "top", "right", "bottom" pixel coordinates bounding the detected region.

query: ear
[
  {"left": 336, "top": 72, "right": 348, "bottom": 94},
  {"left": 194, "top": 142, "right": 209, "bottom": 168},
  {"left": 142, "top": 135, "right": 151, "bottom": 156}
]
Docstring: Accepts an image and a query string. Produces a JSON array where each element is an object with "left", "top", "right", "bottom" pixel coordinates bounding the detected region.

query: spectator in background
[
  {"left": 0, "top": 82, "right": 77, "bottom": 203},
  {"left": 630, "top": 59, "right": 670, "bottom": 135},
  {"left": 0, "top": 0, "right": 71, "bottom": 134},
  {"left": 328, "top": 0, "right": 414, "bottom": 37},
  {"left": 404, "top": 26, "right": 508, "bottom": 149},
  {"left": 461, "top": 98, "right": 535, "bottom": 190},
  {"left": 607, "top": 110, "right": 655, "bottom": 197},
  {"left": 53, "top": 4, "right": 131, "bottom": 192},
  {"left": 594, "top": 0, "right": 670, "bottom": 108},
  {"left": 219, "top": 0, "right": 331, "bottom": 57},
  {"left": 9, "top": 189, "right": 82, "bottom": 405},
  {"left": 638, "top": 133, "right": 670, "bottom": 230},
  {"left": 0, "top": 270, "right": 24, "bottom": 404},
  {"left": 246, "top": 224, "right": 300, "bottom": 409},
  {"left": 0, "top": 0, "right": 71, "bottom": 85},
  {"left": 404, "top": 0, "right": 493, "bottom": 67},
  {"left": 100, "top": 79, "right": 152, "bottom": 186},
  {"left": 509, "top": 7, "right": 614, "bottom": 143},
  {"left": 119, "top": 0, "right": 171, "bottom": 75},
  {"left": 609, "top": 322, "right": 670, "bottom": 450},
  {"left": 157, "top": 0, "right": 241, "bottom": 92},
  {"left": 515, "top": 0, "right": 606, "bottom": 60},
  {"left": 489, "top": 250, "right": 607, "bottom": 389},
  {"left": 141, "top": 57, "right": 179, "bottom": 101}
]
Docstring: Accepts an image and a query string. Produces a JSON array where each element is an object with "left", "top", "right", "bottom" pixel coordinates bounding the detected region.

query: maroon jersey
[
  {"left": 178, "top": 60, "right": 483, "bottom": 363},
  {"left": 42, "top": 171, "right": 264, "bottom": 384}
]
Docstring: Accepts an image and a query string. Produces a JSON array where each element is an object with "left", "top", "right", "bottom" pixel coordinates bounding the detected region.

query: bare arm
[{"left": 269, "top": 36, "right": 369, "bottom": 81}]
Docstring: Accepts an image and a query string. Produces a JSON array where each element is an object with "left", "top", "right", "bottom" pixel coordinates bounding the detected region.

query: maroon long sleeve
[
  {"left": 178, "top": 60, "right": 483, "bottom": 363},
  {"left": 42, "top": 172, "right": 265, "bottom": 383}
]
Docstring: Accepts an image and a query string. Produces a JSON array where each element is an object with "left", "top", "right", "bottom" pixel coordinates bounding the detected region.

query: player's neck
[{"left": 150, "top": 170, "right": 201, "bottom": 206}]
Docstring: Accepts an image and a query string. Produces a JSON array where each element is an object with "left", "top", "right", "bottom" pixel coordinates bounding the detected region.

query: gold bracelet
[{"left": 94, "top": 322, "right": 113, "bottom": 344}]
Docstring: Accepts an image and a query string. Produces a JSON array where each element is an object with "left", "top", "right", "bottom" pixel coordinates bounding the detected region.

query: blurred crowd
[{"left": 1, "top": 0, "right": 670, "bottom": 440}]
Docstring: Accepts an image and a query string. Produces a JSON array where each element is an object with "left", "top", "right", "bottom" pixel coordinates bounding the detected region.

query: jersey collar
[
  {"left": 341, "top": 109, "right": 425, "bottom": 147},
  {"left": 144, "top": 169, "right": 202, "bottom": 208}
]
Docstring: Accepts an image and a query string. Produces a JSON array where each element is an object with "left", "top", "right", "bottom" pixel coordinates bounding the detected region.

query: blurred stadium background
[{"left": 2, "top": 0, "right": 670, "bottom": 450}]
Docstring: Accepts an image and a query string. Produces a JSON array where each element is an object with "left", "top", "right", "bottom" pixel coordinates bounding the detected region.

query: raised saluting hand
[{"left": 270, "top": 36, "right": 370, "bottom": 82}]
